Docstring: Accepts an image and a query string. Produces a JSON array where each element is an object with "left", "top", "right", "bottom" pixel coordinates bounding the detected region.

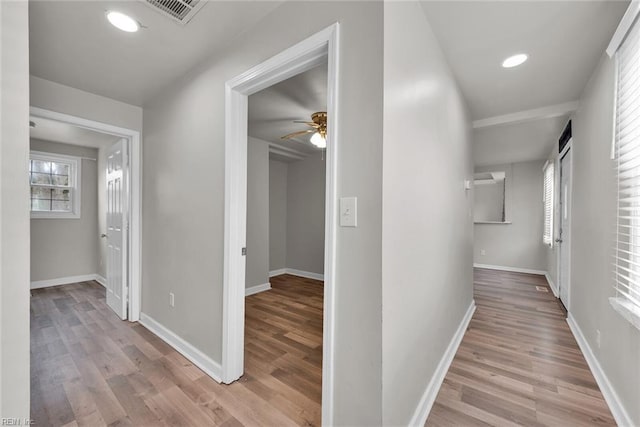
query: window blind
[
  {"left": 543, "top": 162, "right": 554, "bottom": 246},
  {"left": 613, "top": 14, "right": 640, "bottom": 328}
]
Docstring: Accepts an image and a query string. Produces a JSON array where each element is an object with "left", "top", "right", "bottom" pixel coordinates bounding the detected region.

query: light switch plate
[{"left": 340, "top": 197, "right": 357, "bottom": 227}]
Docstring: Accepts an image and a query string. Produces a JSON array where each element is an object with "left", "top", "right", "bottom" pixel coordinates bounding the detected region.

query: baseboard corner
[
  {"left": 245, "top": 282, "right": 271, "bottom": 296},
  {"left": 566, "top": 314, "right": 633, "bottom": 427},
  {"left": 544, "top": 272, "right": 558, "bottom": 297},
  {"left": 139, "top": 312, "right": 223, "bottom": 383},
  {"left": 409, "top": 299, "right": 476, "bottom": 426},
  {"left": 473, "top": 263, "right": 546, "bottom": 276}
]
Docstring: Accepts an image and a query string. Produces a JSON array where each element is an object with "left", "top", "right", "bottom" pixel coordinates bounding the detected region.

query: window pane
[
  {"left": 31, "top": 187, "right": 52, "bottom": 199},
  {"left": 52, "top": 188, "right": 70, "bottom": 201},
  {"left": 30, "top": 172, "right": 52, "bottom": 185},
  {"left": 52, "top": 200, "right": 71, "bottom": 212},
  {"left": 51, "top": 162, "right": 69, "bottom": 176},
  {"left": 31, "top": 160, "right": 51, "bottom": 173},
  {"left": 52, "top": 175, "right": 69, "bottom": 186},
  {"left": 31, "top": 199, "right": 51, "bottom": 211}
]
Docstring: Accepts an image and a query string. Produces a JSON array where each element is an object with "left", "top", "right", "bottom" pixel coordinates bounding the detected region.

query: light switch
[{"left": 340, "top": 197, "right": 357, "bottom": 227}]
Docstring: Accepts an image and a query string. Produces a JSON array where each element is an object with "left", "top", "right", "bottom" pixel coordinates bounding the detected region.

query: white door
[
  {"left": 106, "top": 139, "right": 128, "bottom": 319},
  {"left": 558, "top": 148, "right": 572, "bottom": 309}
]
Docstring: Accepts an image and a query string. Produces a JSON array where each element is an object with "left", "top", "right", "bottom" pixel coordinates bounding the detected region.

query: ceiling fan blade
[
  {"left": 293, "top": 121, "right": 320, "bottom": 127},
  {"left": 281, "top": 129, "right": 314, "bottom": 140}
]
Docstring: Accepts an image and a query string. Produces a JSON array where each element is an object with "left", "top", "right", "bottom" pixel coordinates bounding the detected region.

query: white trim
[
  {"left": 474, "top": 221, "right": 512, "bottom": 225},
  {"left": 95, "top": 275, "right": 107, "bottom": 287},
  {"left": 245, "top": 282, "right": 271, "bottom": 296},
  {"left": 566, "top": 314, "right": 634, "bottom": 427},
  {"left": 269, "top": 268, "right": 324, "bottom": 281},
  {"left": 472, "top": 101, "right": 579, "bottom": 129},
  {"left": 409, "top": 301, "right": 476, "bottom": 426},
  {"left": 139, "top": 313, "right": 222, "bottom": 383},
  {"left": 473, "top": 263, "right": 547, "bottom": 275},
  {"left": 31, "top": 274, "right": 103, "bottom": 289},
  {"left": 223, "top": 24, "right": 339, "bottom": 425},
  {"left": 29, "top": 107, "right": 142, "bottom": 322},
  {"left": 607, "top": 0, "right": 640, "bottom": 57},
  {"left": 557, "top": 145, "right": 573, "bottom": 311},
  {"left": 545, "top": 273, "right": 559, "bottom": 297},
  {"left": 268, "top": 268, "right": 287, "bottom": 277},
  {"left": 284, "top": 268, "right": 324, "bottom": 281}
]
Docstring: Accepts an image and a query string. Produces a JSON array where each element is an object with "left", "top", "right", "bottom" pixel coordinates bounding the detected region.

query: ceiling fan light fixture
[
  {"left": 310, "top": 132, "right": 326, "bottom": 149},
  {"left": 106, "top": 11, "right": 140, "bottom": 33}
]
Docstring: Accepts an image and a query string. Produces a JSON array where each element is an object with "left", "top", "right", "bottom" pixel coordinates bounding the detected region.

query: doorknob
[
  {"left": 101, "top": 233, "right": 108, "bottom": 238},
  {"left": 555, "top": 238, "right": 563, "bottom": 243}
]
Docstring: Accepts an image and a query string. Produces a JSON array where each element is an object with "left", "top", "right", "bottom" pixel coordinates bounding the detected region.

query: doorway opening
[
  {"left": 28, "top": 107, "right": 142, "bottom": 321},
  {"left": 223, "top": 24, "right": 339, "bottom": 424}
]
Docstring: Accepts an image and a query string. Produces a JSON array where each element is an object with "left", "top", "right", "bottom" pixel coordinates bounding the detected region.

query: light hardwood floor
[
  {"left": 426, "top": 268, "right": 616, "bottom": 426},
  {"left": 31, "top": 274, "right": 323, "bottom": 426}
]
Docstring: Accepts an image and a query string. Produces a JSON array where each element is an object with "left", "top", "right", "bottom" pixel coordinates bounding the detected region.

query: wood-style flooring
[
  {"left": 426, "top": 268, "right": 616, "bottom": 426},
  {"left": 30, "top": 274, "right": 323, "bottom": 426}
]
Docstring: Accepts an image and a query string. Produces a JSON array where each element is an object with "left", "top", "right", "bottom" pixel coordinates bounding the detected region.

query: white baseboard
[
  {"left": 269, "top": 268, "right": 324, "bottom": 281},
  {"left": 286, "top": 268, "right": 324, "bottom": 281},
  {"left": 268, "top": 268, "right": 287, "bottom": 277},
  {"left": 245, "top": 282, "right": 271, "bottom": 296},
  {"left": 474, "top": 263, "right": 546, "bottom": 275},
  {"left": 409, "top": 300, "right": 476, "bottom": 426},
  {"left": 139, "top": 312, "right": 222, "bottom": 383},
  {"left": 566, "top": 314, "right": 633, "bottom": 427},
  {"left": 95, "top": 275, "right": 107, "bottom": 287},
  {"left": 545, "top": 273, "right": 559, "bottom": 297},
  {"left": 31, "top": 273, "right": 104, "bottom": 289}
]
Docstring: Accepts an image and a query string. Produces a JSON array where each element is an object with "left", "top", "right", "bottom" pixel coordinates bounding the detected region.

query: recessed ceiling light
[
  {"left": 106, "top": 11, "right": 139, "bottom": 33},
  {"left": 502, "top": 53, "right": 528, "bottom": 68}
]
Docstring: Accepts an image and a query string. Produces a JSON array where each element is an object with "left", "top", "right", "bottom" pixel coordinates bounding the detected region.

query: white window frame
[
  {"left": 29, "top": 151, "right": 82, "bottom": 219},
  {"left": 609, "top": 3, "right": 640, "bottom": 330},
  {"left": 543, "top": 161, "right": 555, "bottom": 247}
]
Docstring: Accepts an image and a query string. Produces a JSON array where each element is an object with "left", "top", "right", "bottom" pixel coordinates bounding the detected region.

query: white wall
[
  {"left": 30, "top": 140, "right": 99, "bottom": 283},
  {"left": 30, "top": 78, "right": 142, "bottom": 283},
  {"left": 246, "top": 138, "right": 270, "bottom": 288},
  {"left": 269, "top": 159, "right": 287, "bottom": 271},
  {"left": 474, "top": 179, "right": 505, "bottom": 222},
  {"left": 141, "top": 2, "right": 383, "bottom": 424},
  {"left": 0, "top": 0, "right": 30, "bottom": 417},
  {"left": 286, "top": 152, "right": 326, "bottom": 275},
  {"left": 569, "top": 53, "right": 639, "bottom": 425},
  {"left": 382, "top": 1, "right": 474, "bottom": 424},
  {"left": 474, "top": 161, "right": 547, "bottom": 272},
  {"left": 30, "top": 77, "right": 143, "bottom": 132}
]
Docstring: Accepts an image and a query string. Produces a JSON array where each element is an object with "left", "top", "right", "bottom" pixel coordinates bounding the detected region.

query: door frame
[
  {"left": 30, "top": 106, "right": 142, "bottom": 321},
  {"left": 556, "top": 140, "right": 573, "bottom": 311},
  {"left": 222, "top": 23, "right": 339, "bottom": 425}
]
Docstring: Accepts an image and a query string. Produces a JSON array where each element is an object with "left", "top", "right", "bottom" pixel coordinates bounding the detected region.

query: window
[
  {"left": 29, "top": 151, "right": 81, "bottom": 219},
  {"left": 543, "top": 162, "right": 554, "bottom": 246},
  {"left": 612, "top": 14, "right": 640, "bottom": 329}
]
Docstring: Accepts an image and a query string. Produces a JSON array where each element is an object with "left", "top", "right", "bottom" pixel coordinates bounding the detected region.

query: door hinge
[{"left": 241, "top": 247, "right": 247, "bottom": 256}]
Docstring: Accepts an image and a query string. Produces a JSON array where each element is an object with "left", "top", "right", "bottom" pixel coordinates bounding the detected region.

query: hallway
[{"left": 426, "top": 268, "right": 615, "bottom": 426}]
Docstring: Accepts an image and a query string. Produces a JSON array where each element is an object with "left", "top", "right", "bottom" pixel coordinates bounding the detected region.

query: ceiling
[
  {"left": 473, "top": 115, "right": 570, "bottom": 167},
  {"left": 421, "top": 0, "right": 628, "bottom": 120},
  {"left": 29, "top": 1, "right": 283, "bottom": 106},
  {"left": 30, "top": 116, "right": 120, "bottom": 148},
  {"left": 248, "top": 64, "right": 327, "bottom": 161}
]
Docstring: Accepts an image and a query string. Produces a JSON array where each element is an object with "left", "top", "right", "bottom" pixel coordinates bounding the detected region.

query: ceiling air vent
[{"left": 143, "top": 0, "right": 207, "bottom": 24}]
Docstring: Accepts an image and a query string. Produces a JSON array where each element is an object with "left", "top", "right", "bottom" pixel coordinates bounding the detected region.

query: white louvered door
[{"left": 106, "top": 139, "right": 128, "bottom": 320}]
